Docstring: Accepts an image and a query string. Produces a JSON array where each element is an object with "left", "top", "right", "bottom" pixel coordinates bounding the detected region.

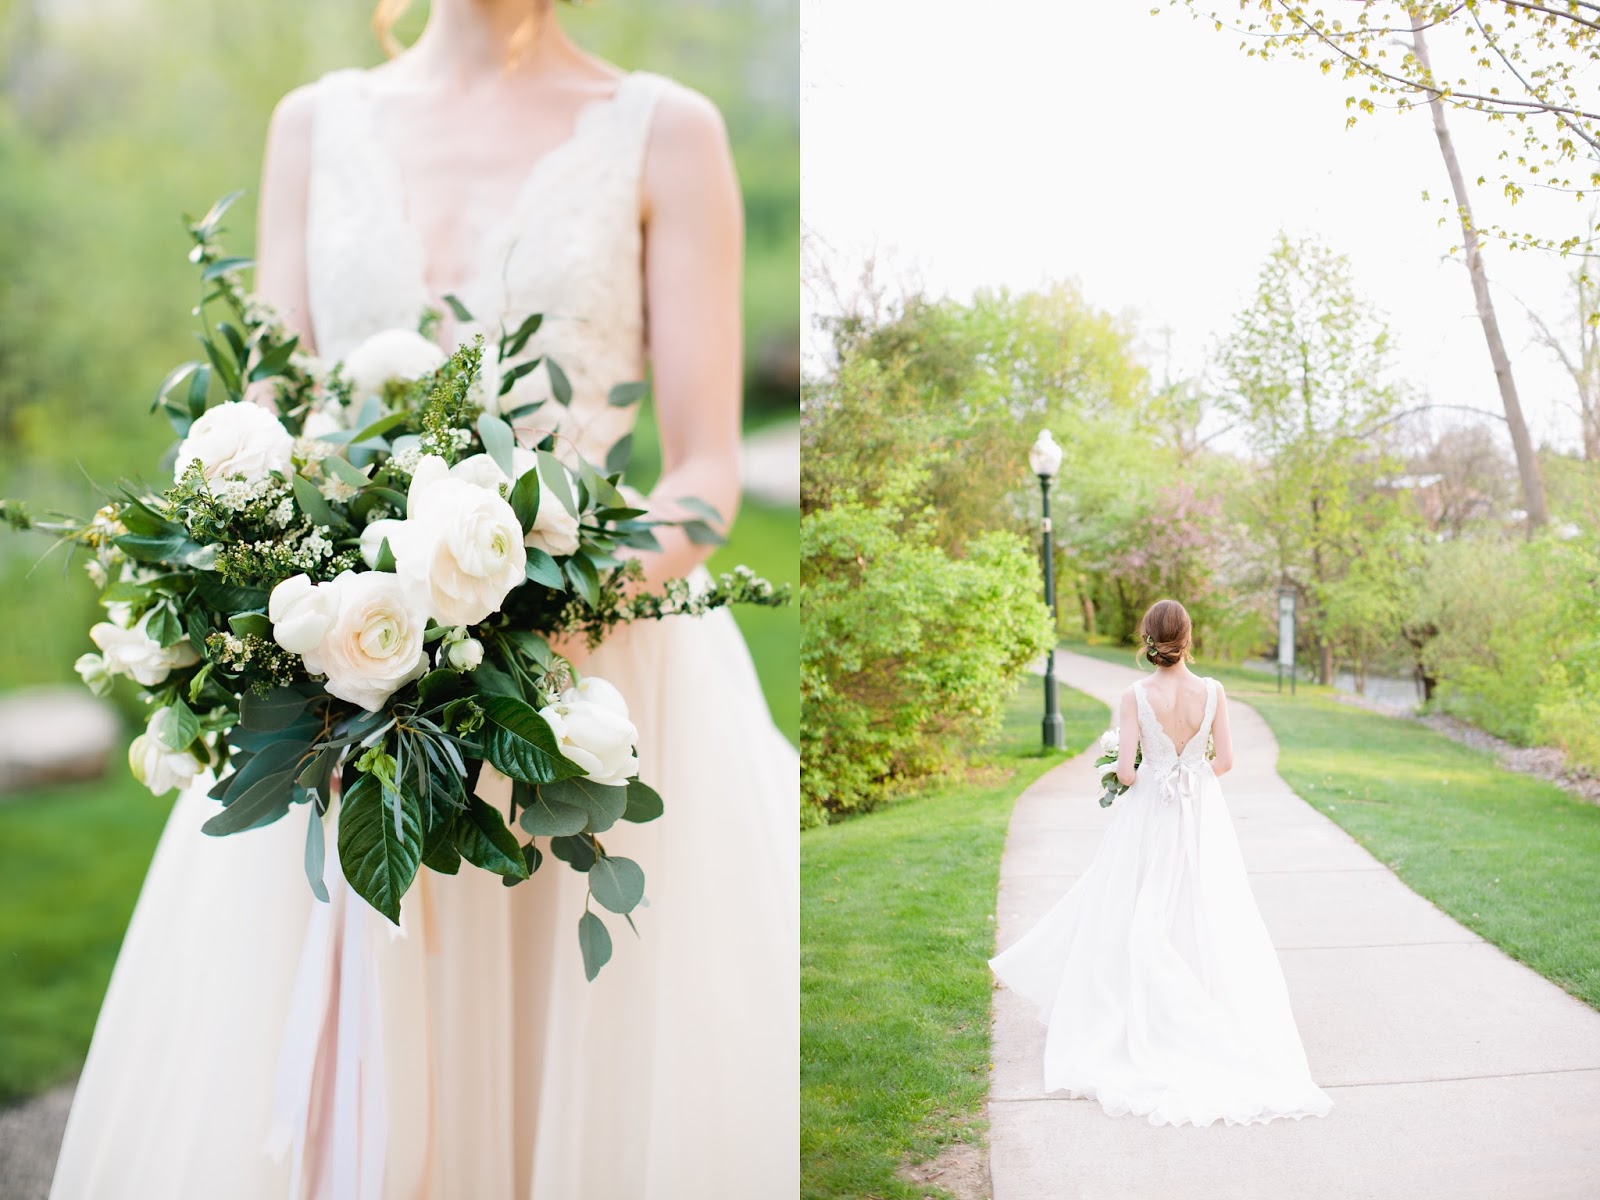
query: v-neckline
[
  {"left": 354, "top": 68, "right": 638, "bottom": 315},
  {"left": 1139, "top": 677, "right": 1210, "bottom": 758}
]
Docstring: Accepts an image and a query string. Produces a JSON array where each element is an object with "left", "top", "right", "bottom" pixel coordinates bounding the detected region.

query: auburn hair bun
[{"left": 1138, "top": 599, "right": 1192, "bottom": 667}]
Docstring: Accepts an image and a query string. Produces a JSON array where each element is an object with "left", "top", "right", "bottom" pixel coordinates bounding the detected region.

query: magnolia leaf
[
  {"left": 482, "top": 695, "right": 584, "bottom": 785},
  {"left": 455, "top": 795, "right": 531, "bottom": 879},
  {"left": 509, "top": 464, "right": 541, "bottom": 533},
  {"left": 337, "top": 773, "right": 423, "bottom": 925}
]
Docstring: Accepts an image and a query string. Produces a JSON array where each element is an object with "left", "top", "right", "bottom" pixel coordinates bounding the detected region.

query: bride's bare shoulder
[{"left": 643, "top": 77, "right": 732, "bottom": 172}]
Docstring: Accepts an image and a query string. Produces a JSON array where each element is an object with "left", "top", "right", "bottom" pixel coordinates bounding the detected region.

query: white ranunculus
[
  {"left": 448, "top": 450, "right": 580, "bottom": 557},
  {"left": 394, "top": 455, "right": 527, "bottom": 626},
  {"left": 341, "top": 329, "right": 447, "bottom": 400},
  {"left": 268, "top": 573, "right": 342, "bottom": 656},
  {"left": 300, "top": 570, "right": 429, "bottom": 712},
  {"left": 441, "top": 635, "right": 484, "bottom": 672},
  {"left": 359, "top": 518, "right": 407, "bottom": 569},
  {"left": 90, "top": 615, "right": 200, "bottom": 687},
  {"left": 173, "top": 401, "right": 295, "bottom": 484},
  {"left": 539, "top": 676, "right": 639, "bottom": 787},
  {"left": 128, "top": 727, "right": 200, "bottom": 796}
]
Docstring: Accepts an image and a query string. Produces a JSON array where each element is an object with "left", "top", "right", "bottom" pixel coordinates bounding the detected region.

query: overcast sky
[{"left": 801, "top": 0, "right": 1594, "bottom": 454}]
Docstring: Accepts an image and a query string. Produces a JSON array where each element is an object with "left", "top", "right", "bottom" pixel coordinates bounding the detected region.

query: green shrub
[{"left": 800, "top": 496, "right": 1054, "bottom": 821}]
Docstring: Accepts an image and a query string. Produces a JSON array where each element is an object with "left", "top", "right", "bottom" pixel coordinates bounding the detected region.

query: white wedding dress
[
  {"left": 51, "top": 68, "right": 798, "bottom": 1199},
  {"left": 988, "top": 677, "right": 1331, "bottom": 1127}
]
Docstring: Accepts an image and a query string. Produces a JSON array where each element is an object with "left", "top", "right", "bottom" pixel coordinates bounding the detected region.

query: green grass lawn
[
  {"left": 0, "top": 755, "right": 170, "bottom": 1105},
  {"left": 800, "top": 681, "right": 1109, "bottom": 1200},
  {"left": 1065, "top": 639, "right": 1600, "bottom": 1010}
]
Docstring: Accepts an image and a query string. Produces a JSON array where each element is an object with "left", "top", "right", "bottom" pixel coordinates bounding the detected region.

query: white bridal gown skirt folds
[
  {"left": 49, "top": 606, "right": 800, "bottom": 1199},
  {"left": 989, "top": 717, "right": 1331, "bottom": 1126}
]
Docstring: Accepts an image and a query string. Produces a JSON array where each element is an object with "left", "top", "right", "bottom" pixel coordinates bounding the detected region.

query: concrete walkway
[{"left": 988, "top": 650, "right": 1600, "bottom": 1200}]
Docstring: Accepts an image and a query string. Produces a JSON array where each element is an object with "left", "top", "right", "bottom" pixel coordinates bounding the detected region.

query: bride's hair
[
  {"left": 372, "top": 0, "right": 567, "bottom": 61},
  {"left": 1137, "top": 599, "right": 1192, "bottom": 668}
]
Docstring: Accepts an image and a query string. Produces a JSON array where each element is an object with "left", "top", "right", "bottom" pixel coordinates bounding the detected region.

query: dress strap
[{"left": 608, "top": 72, "right": 672, "bottom": 185}]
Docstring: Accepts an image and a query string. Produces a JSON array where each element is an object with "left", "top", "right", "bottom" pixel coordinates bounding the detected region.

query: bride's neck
[{"left": 404, "top": 0, "right": 579, "bottom": 83}]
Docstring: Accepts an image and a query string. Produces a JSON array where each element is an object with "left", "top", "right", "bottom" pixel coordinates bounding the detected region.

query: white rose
[
  {"left": 90, "top": 615, "right": 200, "bottom": 687},
  {"left": 359, "top": 518, "right": 407, "bottom": 569},
  {"left": 341, "top": 329, "right": 447, "bottom": 400},
  {"left": 1099, "top": 729, "right": 1120, "bottom": 757},
  {"left": 393, "top": 455, "right": 527, "bottom": 626},
  {"left": 173, "top": 401, "right": 295, "bottom": 485},
  {"left": 128, "top": 728, "right": 201, "bottom": 796},
  {"left": 268, "top": 573, "right": 341, "bottom": 656},
  {"left": 300, "top": 571, "right": 429, "bottom": 712},
  {"left": 539, "top": 676, "right": 639, "bottom": 787}
]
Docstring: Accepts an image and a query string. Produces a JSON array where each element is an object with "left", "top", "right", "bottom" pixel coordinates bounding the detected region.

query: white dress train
[
  {"left": 988, "top": 677, "right": 1331, "bottom": 1127},
  {"left": 50, "top": 68, "right": 799, "bottom": 1199}
]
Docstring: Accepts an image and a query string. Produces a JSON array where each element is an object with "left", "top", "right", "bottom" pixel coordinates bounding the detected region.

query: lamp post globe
[{"left": 1030, "top": 430, "right": 1066, "bottom": 750}]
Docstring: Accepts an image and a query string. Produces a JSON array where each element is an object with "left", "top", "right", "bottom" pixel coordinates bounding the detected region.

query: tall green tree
[{"left": 1219, "top": 233, "right": 1410, "bottom": 682}]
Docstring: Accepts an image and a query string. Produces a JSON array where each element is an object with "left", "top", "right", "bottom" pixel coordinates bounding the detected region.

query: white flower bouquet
[
  {"left": 1, "top": 194, "right": 785, "bottom": 979},
  {"left": 1092, "top": 727, "right": 1140, "bottom": 808}
]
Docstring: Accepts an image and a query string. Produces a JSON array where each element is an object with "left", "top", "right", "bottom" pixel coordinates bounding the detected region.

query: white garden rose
[
  {"left": 268, "top": 574, "right": 341, "bottom": 656},
  {"left": 1099, "top": 729, "right": 1120, "bottom": 757},
  {"left": 90, "top": 614, "right": 200, "bottom": 687},
  {"left": 394, "top": 455, "right": 527, "bottom": 626},
  {"left": 539, "top": 676, "right": 639, "bottom": 787},
  {"left": 172, "top": 401, "right": 295, "bottom": 485},
  {"left": 128, "top": 720, "right": 201, "bottom": 796},
  {"left": 75, "top": 653, "right": 113, "bottom": 696},
  {"left": 341, "top": 329, "right": 447, "bottom": 400},
  {"left": 300, "top": 570, "right": 429, "bottom": 712}
]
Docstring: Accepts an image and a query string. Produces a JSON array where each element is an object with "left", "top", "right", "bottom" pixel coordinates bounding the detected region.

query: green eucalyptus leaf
[
  {"left": 623, "top": 778, "right": 664, "bottom": 824},
  {"left": 546, "top": 358, "right": 573, "bottom": 406},
  {"left": 578, "top": 909, "right": 612, "bottom": 981},
  {"left": 588, "top": 854, "right": 645, "bottom": 915},
  {"left": 541, "top": 775, "right": 628, "bottom": 833},
  {"left": 202, "top": 255, "right": 254, "bottom": 282},
  {"left": 441, "top": 293, "right": 474, "bottom": 323},
  {"left": 604, "top": 433, "right": 633, "bottom": 476},
  {"left": 497, "top": 357, "right": 542, "bottom": 397},
  {"left": 239, "top": 688, "right": 311, "bottom": 732},
  {"left": 606, "top": 381, "right": 647, "bottom": 408},
  {"left": 304, "top": 804, "right": 330, "bottom": 903},
  {"left": 681, "top": 519, "right": 726, "bottom": 547},
  {"left": 550, "top": 833, "right": 597, "bottom": 872},
  {"left": 292, "top": 475, "right": 337, "bottom": 528},
  {"left": 501, "top": 311, "right": 543, "bottom": 358},
  {"left": 477, "top": 413, "right": 517, "bottom": 478},
  {"left": 535, "top": 451, "right": 577, "bottom": 515},
  {"left": 320, "top": 455, "right": 370, "bottom": 490},
  {"left": 518, "top": 790, "right": 589, "bottom": 837}
]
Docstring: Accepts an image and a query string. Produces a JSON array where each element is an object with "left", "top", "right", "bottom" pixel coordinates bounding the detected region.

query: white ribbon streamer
[{"left": 263, "top": 803, "right": 389, "bottom": 1200}]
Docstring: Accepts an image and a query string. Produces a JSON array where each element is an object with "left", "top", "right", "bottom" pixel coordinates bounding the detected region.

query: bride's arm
[
  {"left": 1115, "top": 688, "right": 1140, "bottom": 787},
  {"left": 253, "top": 84, "right": 320, "bottom": 355},
  {"left": 1210, "top": 684, "right": 1235, "bottom": 776},
  {"left": 629, "top": 85, "right": 745, "bottom": 591}
]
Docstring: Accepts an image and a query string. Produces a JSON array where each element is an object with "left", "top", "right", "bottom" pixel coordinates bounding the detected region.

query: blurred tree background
[
  {"left": 0, "top": 0, "right": 799, "bottom": 694},
  {"left": 801, "top": 238, "right": 1600, "bottom": 822}
]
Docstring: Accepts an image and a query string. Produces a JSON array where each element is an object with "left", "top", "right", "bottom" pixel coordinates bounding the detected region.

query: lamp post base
[{"left": 1041, "top": 712, "right": 1065, "bottom": 751}]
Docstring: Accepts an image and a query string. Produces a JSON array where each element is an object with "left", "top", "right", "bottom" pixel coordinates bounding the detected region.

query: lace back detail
[
  {"left": 1135, "top": 677, "right": 1217, "bottom": 773},
  {"left": 305, "top": 66, "right": 672, "bottom": 465}
]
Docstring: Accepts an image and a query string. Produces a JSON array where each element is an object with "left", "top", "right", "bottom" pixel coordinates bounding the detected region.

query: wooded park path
[{"left": 987, "top": 650, "right": 1600, "bottom": 1200}]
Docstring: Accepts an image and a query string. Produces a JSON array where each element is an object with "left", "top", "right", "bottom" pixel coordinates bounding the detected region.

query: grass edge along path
[
  {"left": 1067, "top": 641, "right": 1600, "bottom": 1011},
  {"left": 800, "top": 682, "right": 1109, "bottom": 1200}
]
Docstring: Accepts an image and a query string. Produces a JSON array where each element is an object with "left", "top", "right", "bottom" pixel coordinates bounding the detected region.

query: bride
[
  {"left": 49, "top": 2, "right": 798, "bottom": 1196},
  {"left": 989, "top": 599, "right": 1330, "bottom": 1127}
]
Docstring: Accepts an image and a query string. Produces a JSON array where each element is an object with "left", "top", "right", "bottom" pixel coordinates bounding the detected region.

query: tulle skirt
[
  {"left": 988, "top": 764, "right": 1331, "bottom": 1128},
  {"left": 49, "top": 604, "right": 799, "bottom": 1199}
]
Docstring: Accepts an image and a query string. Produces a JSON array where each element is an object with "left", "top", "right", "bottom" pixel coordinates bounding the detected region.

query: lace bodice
[
  {"left": 305, "top": 67, "right": 670, "bottom": 465},
  {"left": 1134, "top": 676, "right": 1218, "bottom": 777}
]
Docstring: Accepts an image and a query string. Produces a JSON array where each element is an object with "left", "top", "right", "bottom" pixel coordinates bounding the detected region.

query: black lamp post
[{"left": 1029, "top": 430, "right": 1065, "bottom": 751}]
